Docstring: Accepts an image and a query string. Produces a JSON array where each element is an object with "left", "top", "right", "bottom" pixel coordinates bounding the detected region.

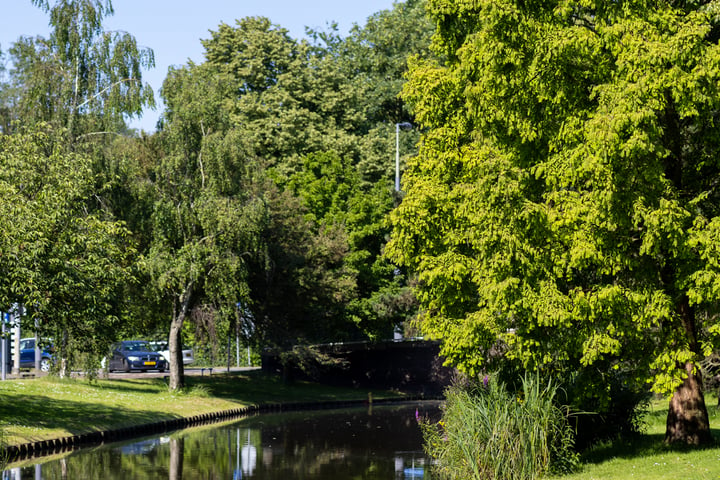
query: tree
[
  {"left": 4, "top": 0, "right": 154, "bottom": 138},
  {"left": 388, "top": 0, "right": 720, "bottom": 444},
  {"left": 0, "top": 126, "right": 135, "bottom": 374},
  {"left": 191, "top": 11, "right": 433, "bottom": 345},
  {"left": 0, "top": 0, "right": 157, "bottom": 374},
  {"left": 148, "top": 62, "right": 263, "bottom": 390}
]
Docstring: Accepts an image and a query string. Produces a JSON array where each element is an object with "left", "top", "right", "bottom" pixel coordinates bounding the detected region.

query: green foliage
[
  {"left": 0, "top": 126, "right": 135, "bottom": 364},
  {"left": 5, "top": 0, "right": 154, "bottom": 138},
  {"left": 278, "top": 344, "right": 351, "bottom": 381},
  {"left": 423, "top": 374, "right": 579, "bottom": 480},
  {"left": 389, "top": 0, "right": 720, "bottom": 418},
  {"left": 177, "top": 4, "right": 436, "bottom": 346},
  {"left": 565, "top": 367, "right": 651, "bottom": 449}
]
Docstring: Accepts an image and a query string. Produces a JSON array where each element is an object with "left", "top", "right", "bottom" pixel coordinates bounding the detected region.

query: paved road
[
  {"left": 107, "top": 366, "right": 259, "bottom": 379},
  {"left": 2, "top": 366, "right": 260, "bottom": 380}
]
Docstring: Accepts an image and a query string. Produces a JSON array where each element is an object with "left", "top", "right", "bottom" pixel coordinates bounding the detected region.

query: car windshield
[{"left": 124, "top": 341, "right": 151, "bottom": 352}]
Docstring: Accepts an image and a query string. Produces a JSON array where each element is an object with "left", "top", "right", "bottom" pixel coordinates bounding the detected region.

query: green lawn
[
  {"left": 549, "top": 399, "right": 720, "bottom": 480},
  {"left": 0, "top": 369, "right": 400, "bottom": 446}
]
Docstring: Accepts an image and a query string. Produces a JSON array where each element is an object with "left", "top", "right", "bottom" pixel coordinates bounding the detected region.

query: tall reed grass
[{"left": 422, "top": 373, "right": 578, "bottom": 480}]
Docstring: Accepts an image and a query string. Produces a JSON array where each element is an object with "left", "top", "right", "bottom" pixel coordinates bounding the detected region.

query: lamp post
[{"left": 395, "top": 122, "right": 412, "bottom": 192}]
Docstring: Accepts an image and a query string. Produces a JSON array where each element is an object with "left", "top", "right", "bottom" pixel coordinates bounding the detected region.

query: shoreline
[{"left": 2, "top": 394, "right": 442, "bottom": 465}]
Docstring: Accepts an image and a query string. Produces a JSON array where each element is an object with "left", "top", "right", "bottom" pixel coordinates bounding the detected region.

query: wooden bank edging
[{"left": 2, "top": 394, "right": 441, "bottom": 464}]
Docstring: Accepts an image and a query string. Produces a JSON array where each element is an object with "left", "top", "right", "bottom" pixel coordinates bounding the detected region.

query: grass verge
[
  {"left": 0, "top": 369, "right": 401, "bottom": 446},
  {"left": 547, "top": 399, "right": 720, "bottom": 480}
]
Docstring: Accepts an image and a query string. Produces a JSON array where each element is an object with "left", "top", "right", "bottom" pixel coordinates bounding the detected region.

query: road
[
  {"left": 107, "top": 366, "right": 259, "bottom": 379},
  {"left": 2, "top": 365, "right": 260, "bottom": 380}
]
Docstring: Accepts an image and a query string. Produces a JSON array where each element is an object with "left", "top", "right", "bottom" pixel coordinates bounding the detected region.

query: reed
[{"left": 422, "top": 373, "right": 578, "bottom": 480}]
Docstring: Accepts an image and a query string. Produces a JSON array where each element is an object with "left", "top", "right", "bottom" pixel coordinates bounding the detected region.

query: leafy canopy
[{"left": 389, "top": 0, "right": 720, "bottom": 397}]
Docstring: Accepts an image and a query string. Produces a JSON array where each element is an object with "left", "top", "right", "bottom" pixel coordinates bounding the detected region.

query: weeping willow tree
[{"left": 5, "top": 0, "right": 154, "bottom": 138}]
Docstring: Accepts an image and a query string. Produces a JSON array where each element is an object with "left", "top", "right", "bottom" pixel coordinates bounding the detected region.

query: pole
[
  {"left": 395, "top": 123, "right": 400, "bottom": 192},
  {"left": 12, "top": 310, "right": 20, "bottom": 375},
  {"left": 1, "top": 314, "right": 6, "bottom": 381},
  {"left": 35, "top": 317, "right": 40, "bottom": 371}
]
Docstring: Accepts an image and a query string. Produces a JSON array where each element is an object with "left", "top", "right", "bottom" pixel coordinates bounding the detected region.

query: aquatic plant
[{"left": 421, "top": 373, "right": 578, "bottom": 480}]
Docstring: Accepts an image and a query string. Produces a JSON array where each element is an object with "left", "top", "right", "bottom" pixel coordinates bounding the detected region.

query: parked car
[
  {"left": 108, "top": 340, "right": 167, "bottom": 372},
  {"left": 18, "top": 338, "right": 54, "bottom": 372},
  {"left": 149, "top": 341, "right": 195, "bottom": 366}
]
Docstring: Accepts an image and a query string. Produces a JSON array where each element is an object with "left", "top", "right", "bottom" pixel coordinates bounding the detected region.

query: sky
[{"left": 0, "top": 0, "right": 400, "bottom": 131}]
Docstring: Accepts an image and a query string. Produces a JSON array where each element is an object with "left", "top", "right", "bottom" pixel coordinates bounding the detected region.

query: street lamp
[{"left": 395, "top": 122, "right": 412, "bottom": 192}]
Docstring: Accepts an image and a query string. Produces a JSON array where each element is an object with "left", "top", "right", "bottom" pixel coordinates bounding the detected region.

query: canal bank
[
  {"left": 0, "top": 369, "right": 441, "bottom": 464},
  {"left": 3, "top": 395, "right": 441, "bottom": 463},
  {"left": 4, "top": 400, "right": 442, "bottom": 479}
]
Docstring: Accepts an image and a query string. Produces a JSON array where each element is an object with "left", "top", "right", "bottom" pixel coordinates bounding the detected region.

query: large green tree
[
  {"left": 0, "top": 0, "right": 157, "bottom": 374},
  {"left": 149, "top": 62, "right": 264, "bottom": 390},
  {"left": 187, "top": 8, "right": 435, "bottom": 345},
  {"left": 0, "top": 126, "right": 134, "bottom": 374},
  {"left": 388, "top": 0, "right": 720, "bottom": 444},
  {"left": 3, "top": 0, "right": 154, "bottom": 138}
]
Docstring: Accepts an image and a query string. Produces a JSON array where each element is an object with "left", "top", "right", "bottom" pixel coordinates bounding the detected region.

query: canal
[{"left": 3, "top": 401, "right": 440, "bottom": 479}]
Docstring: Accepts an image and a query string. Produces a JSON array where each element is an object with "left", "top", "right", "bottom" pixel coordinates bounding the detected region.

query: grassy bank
[
  {"left": 0, "top": 369, "right": 401, "bottom": 446},
  {"left": 548, "top": 399, "right": 720, "bottom": 480}
]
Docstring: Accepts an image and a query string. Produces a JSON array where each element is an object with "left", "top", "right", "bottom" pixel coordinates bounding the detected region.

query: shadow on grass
[
  {"left": 0, "top": 393, "right": 181, "bottom": 438},
  {"left": 580, "top": 428, "right": 720, "bottom": 466},
  {"left": 185, "top": 369, "right": 398, "bottom": 405},
  {"left": 92, "top": 378, "right": 169, "bottom": 395}
]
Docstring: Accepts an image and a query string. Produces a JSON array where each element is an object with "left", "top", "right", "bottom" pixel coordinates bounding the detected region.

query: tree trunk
[
  {"left": 169, "top": 437, "right": 184, "bottom": 480},
  {"left": 168, "top": 313, "right": 186, "bottom": 391},
  {"left": 665, "top": 296, "right": 712, "bottom": 445},
  {"left": 665, "top": 361, "right": 712, "bottom": 445},
  {"left": 169, "top": 282, "right": 193, "bottom": 391}
]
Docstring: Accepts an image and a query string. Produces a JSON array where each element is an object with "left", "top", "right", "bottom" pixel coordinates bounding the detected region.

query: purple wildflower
[
  {"left": 483, "top": 375, "right": 489, "bottom": 388},
  {"left": 415, "top": 408, "right": 420, "bottom": 422}
]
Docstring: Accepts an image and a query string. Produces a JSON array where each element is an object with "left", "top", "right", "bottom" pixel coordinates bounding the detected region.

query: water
[{"left": 3, "top": 401, "right": 440, "bottom": 479}]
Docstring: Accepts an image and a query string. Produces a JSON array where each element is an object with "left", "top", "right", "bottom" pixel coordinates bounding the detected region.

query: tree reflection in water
[{"left": 2, "top": 402, "right": 440, "bottom": 479}]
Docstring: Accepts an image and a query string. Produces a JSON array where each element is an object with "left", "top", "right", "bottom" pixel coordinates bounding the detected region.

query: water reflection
[{"left": 3, "top": 401, "right": 439, "bottom": 479}]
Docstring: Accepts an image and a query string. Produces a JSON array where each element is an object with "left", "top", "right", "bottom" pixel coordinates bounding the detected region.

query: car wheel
[
  {"left": 40, "top": 358, "right": 50, "bottom": 372},
  {"left": 124, "top": 360, "right": 131, "bottom": 373},
  {"left": 140, "top": 369, "right": 147, "bottom": 373},
  {"left": 158, "top": 368, "right": 165, "bottom": 373}
]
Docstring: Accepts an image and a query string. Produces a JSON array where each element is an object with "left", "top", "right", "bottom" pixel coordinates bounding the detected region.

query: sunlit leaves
[
  {"left": 391, "top": 0, "right": 720, "bottom": 399},
  {"left": 0, "top": 126, "right": 134, "bottom": 359},
  {"left": 6, "top": 0, "right": 154, "bottom": 137}
]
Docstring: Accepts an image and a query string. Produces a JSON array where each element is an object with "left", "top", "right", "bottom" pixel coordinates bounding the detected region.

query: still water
[{"left": 3, "top": 401, "right": 440, "bottom": 479}]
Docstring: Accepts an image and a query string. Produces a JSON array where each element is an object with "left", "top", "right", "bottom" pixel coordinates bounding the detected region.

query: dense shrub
[
  {"left": 562, "top": 368, "right": 650, "bottom": 449},
  {"left": 422, "top": 373, "right": 579, "bottom": 480},
  {"left": 493, "top": 358, "right": 650, "bottom": 449}
]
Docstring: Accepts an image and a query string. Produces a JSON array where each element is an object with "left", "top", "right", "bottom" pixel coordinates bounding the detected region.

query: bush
[
  {"left": 422, "top": 373, "right": 579, "bottom": 480},
  {"left": 562, "top": 368, "right": 650, "bottom": 449}
]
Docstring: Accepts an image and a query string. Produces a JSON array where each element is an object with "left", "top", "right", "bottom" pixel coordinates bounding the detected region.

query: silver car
[{"left": 149, "top": 340, "right": 195, "bottom": 366}]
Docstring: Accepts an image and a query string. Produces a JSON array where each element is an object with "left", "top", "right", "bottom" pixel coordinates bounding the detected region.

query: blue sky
[{"left": 0, "top": 0, "right": 400, "bottom": 131}]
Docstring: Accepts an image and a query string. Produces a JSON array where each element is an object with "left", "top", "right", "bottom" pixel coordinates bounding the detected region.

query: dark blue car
[
  {"left": 18, "top": 338, "right": 54, "bottom": 372},
  {"left": 108, "top": 340, "right": 167, "bottom": 372}
]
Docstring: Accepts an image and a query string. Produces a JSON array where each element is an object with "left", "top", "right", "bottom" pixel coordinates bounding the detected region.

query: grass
[
  {"left": 547, "top": 398, "right": 720, "bottom": 480},
  {"left": 0, "top": 369, "right": 400, "bottom": 446}
]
